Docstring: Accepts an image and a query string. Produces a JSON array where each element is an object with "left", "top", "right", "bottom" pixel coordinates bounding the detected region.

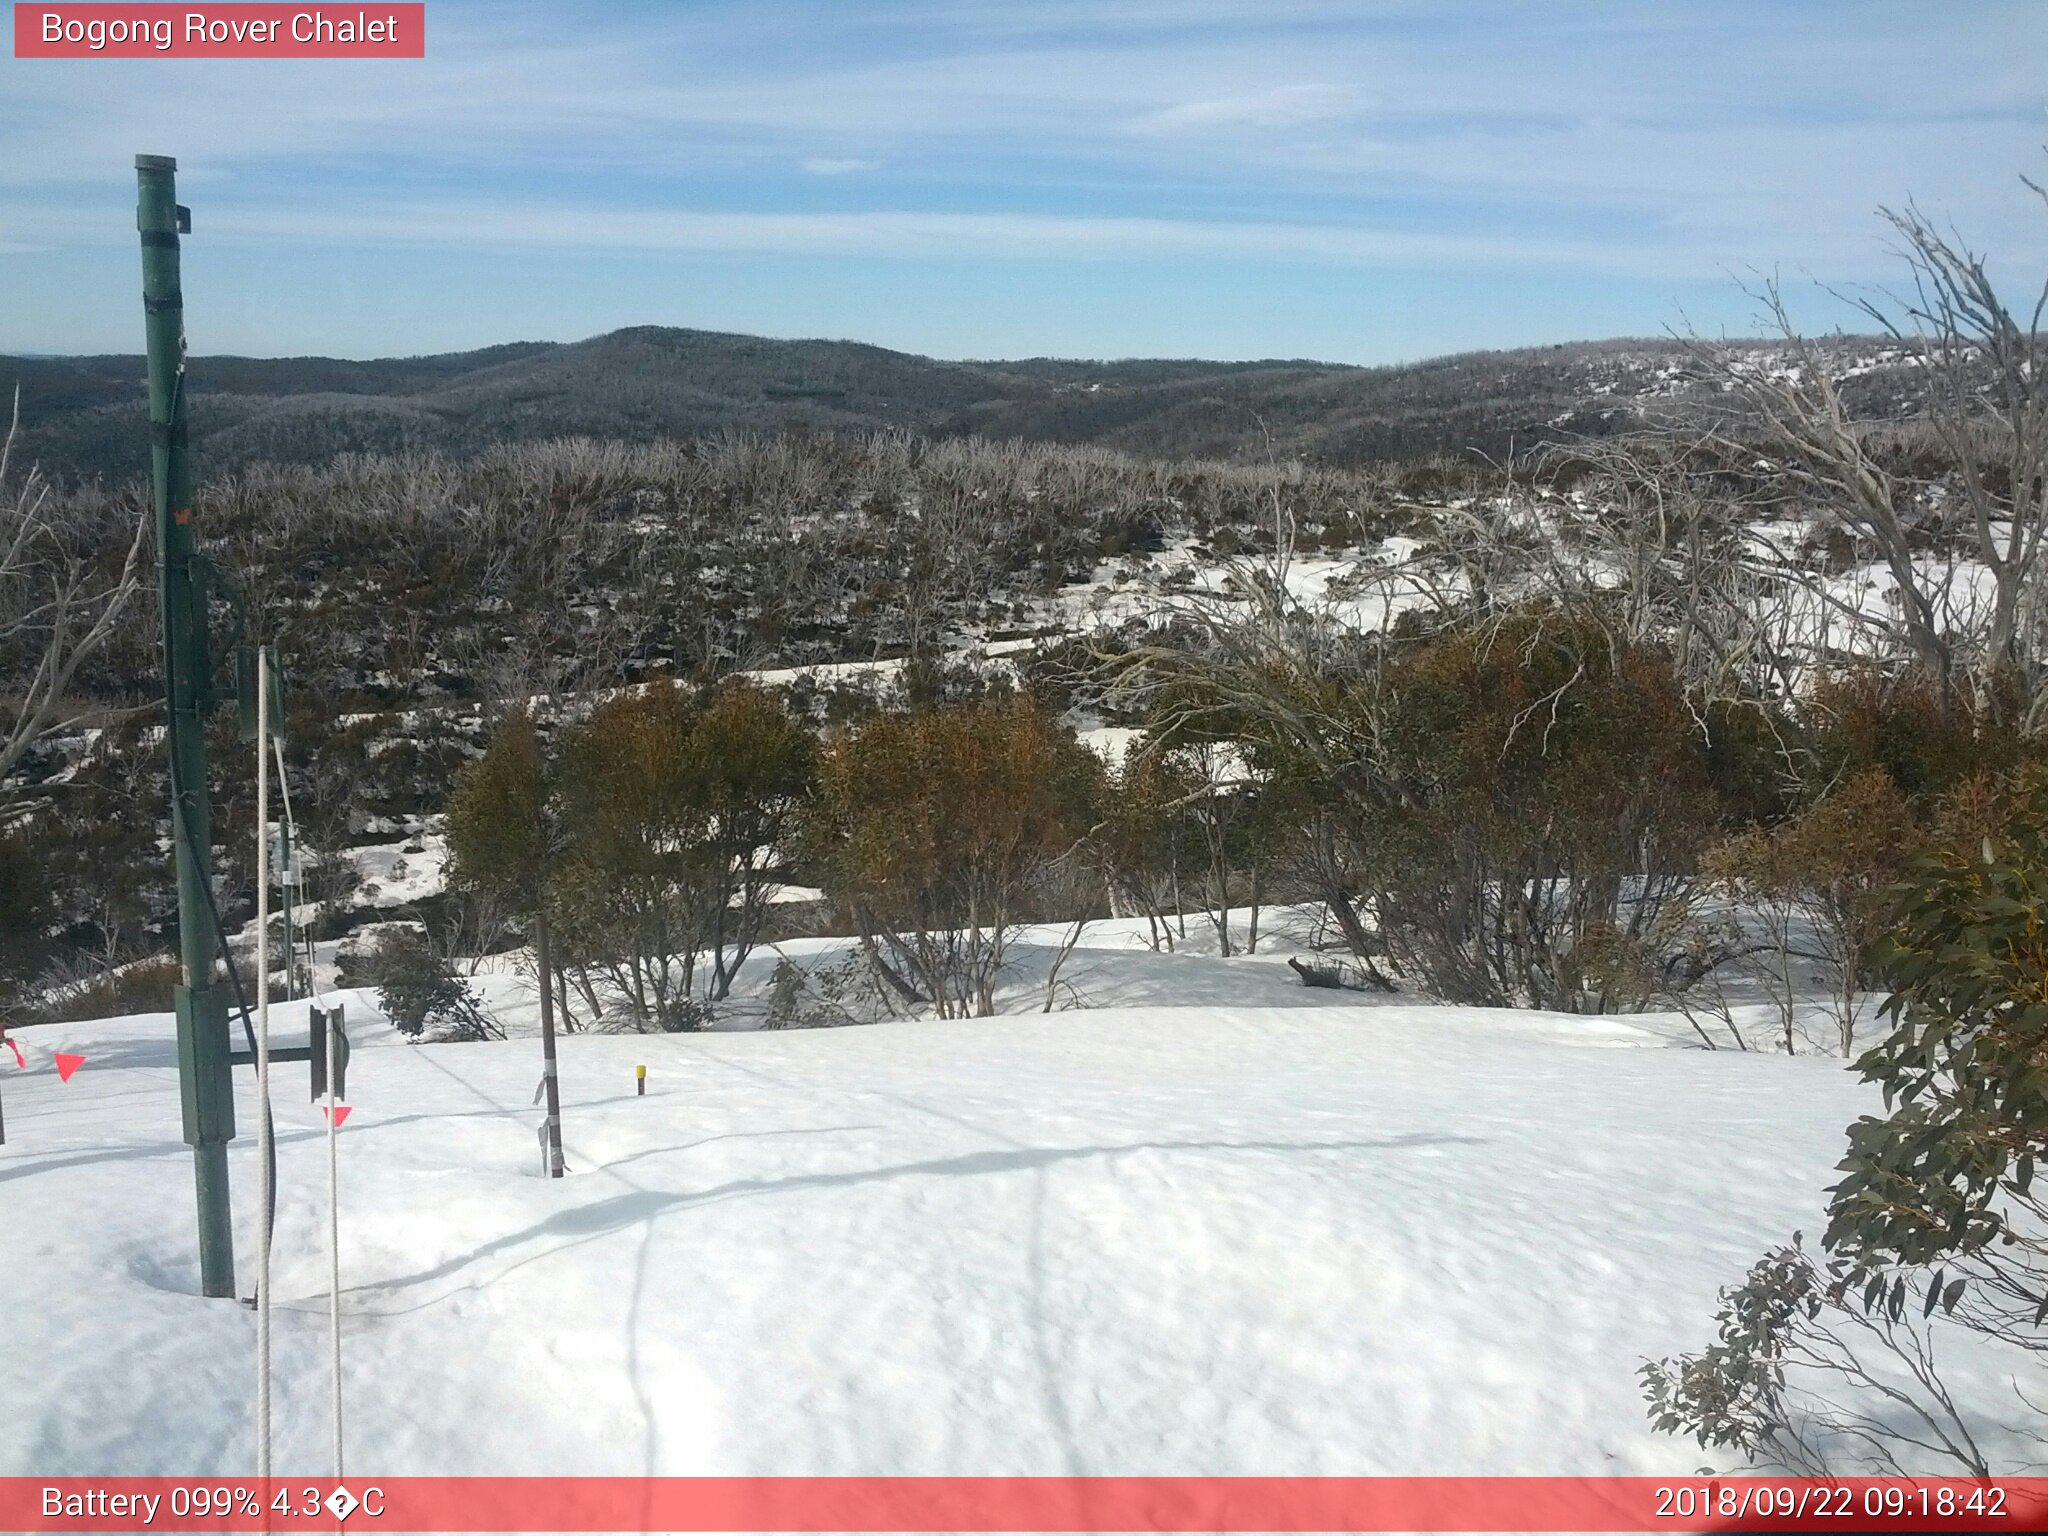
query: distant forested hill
[{"left": 2, "top": 326, "right": 1924, "bottom": 482}]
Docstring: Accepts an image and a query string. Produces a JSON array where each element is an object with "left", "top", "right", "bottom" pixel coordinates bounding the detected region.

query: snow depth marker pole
[
  {"left": 325, "top": 994, "right": 344, "bottom": 1478},
  {"left": 138, "top": 154, "right": 239, "bottom": 1301},
  {"left": 275, "top": 743, "right": 347, "bottom": 1478}
]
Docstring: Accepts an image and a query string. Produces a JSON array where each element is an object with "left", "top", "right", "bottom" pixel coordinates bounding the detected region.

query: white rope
[
  {"left": 254, "top": 647, "right": 274, "bottom": 1482},
  {"left": 323, "top": 991, "right": 342, "bottom": 1478},
  {"left": 271, "top": 730, "right": 343, "bottom": 1479}
]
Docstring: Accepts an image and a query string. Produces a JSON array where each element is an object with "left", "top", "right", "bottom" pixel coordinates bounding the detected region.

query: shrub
[
  {"left": 1803, "top": 668, "right": 2024, "bottom": 805},
  {"left": 31, "top": 953, "right": 182, "bottom": 1025},
  {"left": 0, "top": 832, "right": 54, "bottom": 1018},
  {"left": 1706, "top": 769, "right": 1923, "bottom": 1054},
  {"left": 363, "top": 927, "right": 499, "bottom": 1042},
  {"left": 1830, "top": 798, "right": 2048, "bottom": 1296},
  {"left": 804, "top": 696, "right": 1100, "bottom": 1017},
  {"left": 551, "top": 681, "right": 814, "bottom": 1028},
  {"left": 1645, "top": 772, "right": 2048, "bottom": 1472},
  {"left": 1362, "top": 613, "right": 1726, "bottom": 1010},
  {"left": 1098, "top": 748, "right": 1201, "bottom": 952}
]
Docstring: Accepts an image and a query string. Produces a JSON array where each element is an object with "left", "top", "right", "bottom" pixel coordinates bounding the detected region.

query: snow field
[{"left": 0, "top": 927, "right": 1887, "bottom": 1479}]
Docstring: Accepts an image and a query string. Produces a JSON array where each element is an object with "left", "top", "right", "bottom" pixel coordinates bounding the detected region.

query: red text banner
[
  {"left": 5, "top": 1476, "right": 2048, "bottom": 1532},
  {"left": 14, "top": 5, "right": 425, "bottom": 58}
]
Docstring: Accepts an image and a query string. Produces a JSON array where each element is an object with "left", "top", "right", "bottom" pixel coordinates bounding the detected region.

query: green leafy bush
[
  {"left": 364, "top": 927, "right": 499, "bottom": 1043},
  {"left": 1644, "top": 771, "right": 2048, "bottom": 1473}
]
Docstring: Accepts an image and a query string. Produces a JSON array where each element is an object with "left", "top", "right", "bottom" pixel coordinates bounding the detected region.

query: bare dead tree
[
  {"left": 1684, "top": 177, "right": 2048, "bottom": 727},
  {"left": 0, "top": 391, "right": 149, "bottom": 793}
]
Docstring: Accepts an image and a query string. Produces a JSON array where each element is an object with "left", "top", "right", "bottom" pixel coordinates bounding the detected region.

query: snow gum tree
[
  {"left": 0, "top": 393, "right": 148, "bottom": 794},
  {"left": 551, "top": 681, "right": 814, "bottom": 1028},
  {"left": 444, "top": 708, "right": 566, "bottom": 1173},
  {"left": 1363, "top": 613, "right": 1726, "bottom": 1010},
  {"left": 805, "top": 695, "right": 1101, "bottom": 1017},
  {"left": 1698, "top": 669, "right": 2037, "bottom": 1053},
  {"left": 683, "top": 683, "right": 819, "bottom": 999},
  {"left": 446, "top": 710, "right": 556, "bottom": 925},
  {"left": 1098, "top": 748, "right": 1200, "bottom": 951},
  {"left": 0, "top": 833, "right": 53, "bottom": 1017},
  {"left": 1122, "top": 596, "right": 1734, "bottom": 1011},
  {"left": 1681, "top": 177, "right": 2048, "bottom": 729},
  {"left": 550, "top": 688, "right": 702, "bottom": 1030}
]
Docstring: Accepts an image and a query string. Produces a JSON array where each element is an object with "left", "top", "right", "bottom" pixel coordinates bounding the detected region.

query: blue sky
[{"left": 2, "top": 0, "right": 2045, "bottom": 362}]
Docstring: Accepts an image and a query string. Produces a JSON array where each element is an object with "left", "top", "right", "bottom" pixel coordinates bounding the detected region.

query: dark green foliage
[
  {"left": 1707, "top": 768, "right": 1924, "bottom": 1054},
  {"left": 32, "top": 954, "right": 181, "bottom": 1025},
  {"left": 1828, "top": 799, "right": 2048, "bottom": 1281},
  {"left": 3, "top": 716, "right": 178, "bottom": 1020},
  {"left": 1641, "top": 1242, "right": 1821, "bottom": 1467},
  {"left": 1096, "top": 748, "right": 1203, "bottom": 952},
  {"left": 1355, "top": 612, "right": 1730, "bottom": 1009},
  {"left": 550, "top": 681, "right": 815, "bottom": 1025},
  {"left": 1114, "top": 592, "right": 1780, "bottom": 1009},
  {"left": 1639, "top": 1234, "right": 1997, "bottom": 1475},
  {"left": 0, "top": 832, "right": 54, "bottom": 1015},
  {"left": 446, "top": 711, "right": 554, "bottom": 913},
  {"left": 1645, "top": 773, "right": 2048, "bottom": 1473},
  {"left": 1698, "top": 697, "right": 1800, "bottom": 830},
  {"left": 364, "top": 927, "right": 499, "bottom": 1042},
  {"left": 1803, "top": 669, "right": 2025, "bottom": 805}
]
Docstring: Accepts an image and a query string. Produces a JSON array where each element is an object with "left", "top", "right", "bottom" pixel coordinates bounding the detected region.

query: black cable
[{"left": 171, "top": 778, "right": 278, "bottom": 1253}]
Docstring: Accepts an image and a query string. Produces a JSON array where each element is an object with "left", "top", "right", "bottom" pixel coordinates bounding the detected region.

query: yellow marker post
[{"left": 636, "top": 1064, "right": 646, "bottom": 1097}]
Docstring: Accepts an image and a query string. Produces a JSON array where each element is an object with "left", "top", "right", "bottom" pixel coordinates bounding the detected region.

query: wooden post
[{"left": 535, "top": 908, "right": 564, "bottom": 1178}]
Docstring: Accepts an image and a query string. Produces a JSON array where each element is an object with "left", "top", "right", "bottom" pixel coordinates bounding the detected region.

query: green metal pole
[{"left": 139, "top": 154, "right": 237, "bottom": 1299}]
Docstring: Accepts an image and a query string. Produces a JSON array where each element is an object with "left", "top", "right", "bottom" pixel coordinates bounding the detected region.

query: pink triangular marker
[
  {"left": 321, "top": 1103, "right": 352, "bottom": 1127},
  {"left": 4, "top": 1036, "right": 23, "bottom": 1069},
  {"left": 53, "top": 1053, "right": 85, "bottom": 1083}
]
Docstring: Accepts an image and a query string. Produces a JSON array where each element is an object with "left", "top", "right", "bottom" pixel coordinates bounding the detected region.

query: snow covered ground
[{"left": 0, "top": 921, "right": 1930, "bottom": 1481}]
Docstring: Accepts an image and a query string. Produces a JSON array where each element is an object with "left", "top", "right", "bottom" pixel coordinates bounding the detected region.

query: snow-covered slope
[{"left": 0, "top": 937, "right": 1897, "bottom": 1479}]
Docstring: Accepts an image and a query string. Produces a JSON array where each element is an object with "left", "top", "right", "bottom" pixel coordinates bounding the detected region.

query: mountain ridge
[{"left": 2, "top": 325, "right": 1915, "bottom": 482}]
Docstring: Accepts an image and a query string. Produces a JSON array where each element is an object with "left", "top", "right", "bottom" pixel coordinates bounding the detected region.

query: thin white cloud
[
  {"left": 1131, "top": 83, "right": 1366, "bottom": 137},
  {"left": 2, "top": 0, "right": 2044, "bottom": 339},
  {"left": 137, "top": 199, "right": 1737, "bottom": 280}
]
